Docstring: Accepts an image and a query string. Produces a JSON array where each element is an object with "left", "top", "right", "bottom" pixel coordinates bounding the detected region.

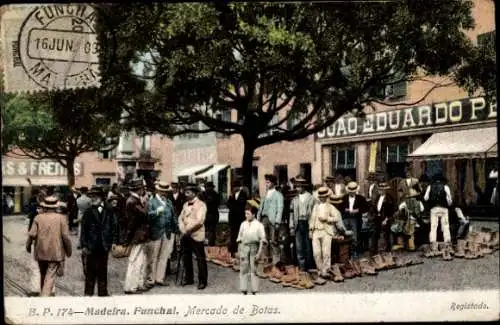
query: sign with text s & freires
[{"left": 2, "top": 159, "right": 83, "bottom": 178}]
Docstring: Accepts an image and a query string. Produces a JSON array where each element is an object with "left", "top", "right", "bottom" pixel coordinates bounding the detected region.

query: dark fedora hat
[
  {"left": 88, "top": 185, "right": 105, "bottom": 197},
  {"left": 264, "top": 174, "right": 278, "bottom": 184},
  {"left": 184, "top": 183, "right": 200, "bottom": 193},
  {"left": 205, "top": 181, "right": 215, "bottom": 188},
  {"left": 324, "top": 176, "right": 336, "bottom": 182},
  {"left": 232, "top": 179, "right": 242, "bottom": 187},
  {"left": 129, "top": 178, "right": 146, "bottom": 191}
]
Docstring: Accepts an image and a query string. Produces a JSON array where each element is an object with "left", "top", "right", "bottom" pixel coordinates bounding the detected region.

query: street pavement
[{"left": 3, "top": 215, "right": 499, "bottom": 296}]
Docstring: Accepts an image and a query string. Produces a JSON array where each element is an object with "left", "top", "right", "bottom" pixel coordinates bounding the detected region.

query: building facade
[{"left": 315, "top": 0, "right": 497, "bottom": 208}]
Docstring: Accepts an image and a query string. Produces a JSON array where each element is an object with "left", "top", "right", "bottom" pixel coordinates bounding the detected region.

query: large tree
[
  {"left": 2, "top": 89, "right": 121, "bottom": 186},
  {"left": 102, "top": 2, "right": 476, "bottom": 189}
]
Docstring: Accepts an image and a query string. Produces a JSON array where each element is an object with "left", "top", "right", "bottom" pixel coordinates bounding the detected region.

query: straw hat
[
  {"left": 40, "top": 195, "right": 59, "bottom": 209},
  {"left": 294, "top": 176, "right": 308, "bottom": 185},
  {"left": 317, "top": 186, "right": 330, "bottom": 198},
  {"left": 246, "top": 199, "right": 260, "bottom": 210},
  {"left": 155, "top": 181, "right": 171, "bottom": 192},
  {"left": 378, "top": 182, "right": 391, "bottom": 190},
  {"left": 329, "top": 193, "right": 344, "bottom": 203},
  {"left": 406, "top": 188, "right": 420, "bottom": 198},
  {"left": 346, "top": 181, "right": 359, "bottom": 193}
]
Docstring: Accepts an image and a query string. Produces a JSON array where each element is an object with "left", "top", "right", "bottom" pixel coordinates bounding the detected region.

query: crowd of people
[{"left": 24, "top": 166, "right": 483, "bottom": 297}]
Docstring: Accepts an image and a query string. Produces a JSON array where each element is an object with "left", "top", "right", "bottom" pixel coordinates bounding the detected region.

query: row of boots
[
  {"left": 423, "top": 230, "right": 499, "bottom": 261},
  {"left": 206, "top": 247, "right": 235, "bottom": 268},
  {"left": 256, "top": 252, "right": 423, "bottom": 290}
]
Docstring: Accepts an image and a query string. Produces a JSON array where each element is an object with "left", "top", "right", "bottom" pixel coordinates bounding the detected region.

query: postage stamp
[{"left": 1, "top": 4, "right": 101, "bottom": 93}]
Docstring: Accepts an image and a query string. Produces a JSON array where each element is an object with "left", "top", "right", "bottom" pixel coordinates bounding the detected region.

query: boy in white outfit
[{"left": 237, "top": 199, "right": 266, "bottom": 295}]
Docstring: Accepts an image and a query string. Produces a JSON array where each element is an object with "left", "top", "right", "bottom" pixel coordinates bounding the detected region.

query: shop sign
[
  {"left": 317, "top": 96, "right": 497, "bottom": 139},
  {"left": 1, "top": 159, "right": 83, "bottom": 177}
]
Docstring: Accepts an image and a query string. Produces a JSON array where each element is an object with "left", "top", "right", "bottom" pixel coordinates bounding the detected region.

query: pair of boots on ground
[{"left": 454, "top": 230, "right": 499, "bottom": 259}]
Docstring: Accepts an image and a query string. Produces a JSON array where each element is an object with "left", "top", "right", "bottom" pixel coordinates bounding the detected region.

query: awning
[
  {"left": 2, "top": 177, "right": 68, "bottom": 187},
  {"left": 176, "top": 165, "right": 213, "bottom": 178},
  {"left": 194, "top": 164, "right": 230, "bottom": 179},
  {"left": 408, "top": 127, "right": 497, "bottom": 160}
]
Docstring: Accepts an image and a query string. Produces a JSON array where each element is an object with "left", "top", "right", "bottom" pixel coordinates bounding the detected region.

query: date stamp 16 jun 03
[{"left": 1, "top": 4, "right": 102, "bottom": 93}]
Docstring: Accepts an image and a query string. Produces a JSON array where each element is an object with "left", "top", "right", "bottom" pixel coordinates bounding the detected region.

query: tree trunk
[
  {"left": 241, "top": 139, "right": 256, "bottom": 197},
  {"left": 66, "top": 157, "right": 76, "bottom": 187}
]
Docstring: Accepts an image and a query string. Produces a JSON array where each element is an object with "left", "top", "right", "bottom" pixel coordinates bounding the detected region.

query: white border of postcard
[{"left": 5, "top": 290, "right": 499, "bottom": 323}]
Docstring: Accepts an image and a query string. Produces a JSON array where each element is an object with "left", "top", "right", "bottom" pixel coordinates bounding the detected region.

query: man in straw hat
[
  {"left": 178, "top": 183, "right": 208, "bottom": 289},
  {"left": 256, "top": 174, "right": 284, "bottom": 277},
  {"left": 371, "top": 182, "right": 396, "bottom": 254},
  {"left": 123, "top": 178, "right": 150, "bottom": 294},
  {"left": 289, "top": 176, "right": 315, "bottom": 272},
  {"left": 339, "top": 181, "right": 369, "bottom": 259},
  {"left": 26, "top": 195, "right": 72, "bottom": 297},
  {"left": 146, "top": 182, "right": 177, "bottom": 287},
  {"left": 310, "top": 187, "right": 350, "bottom": 280},
  {"left": 395, "top": 188, "right": 424, "bottom": 252},
  {"left": 237, "top": 199, "right": 267, "bottom": 295},
  {"left": 80, "top": 186, "right": 118, "bottom": 296},
  {"left": 423, "top": 173, "right": 453, "bottom": 258}
]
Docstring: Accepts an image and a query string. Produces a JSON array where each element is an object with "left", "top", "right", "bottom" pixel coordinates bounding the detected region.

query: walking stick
[{"left": 175, "top": 238, "right": 184, "bottom": 286}]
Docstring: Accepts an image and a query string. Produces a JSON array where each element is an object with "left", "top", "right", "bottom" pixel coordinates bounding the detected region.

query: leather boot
[
  {"left": 454, "top": 239, "right": 467, "bottom": 258},
  {"left": 464, "top": 242, "right": 480, "bottom": 259},
  {"left": 338, "top": 239, "right": 352, "bottom": 264},
  {"left": 329, "top": 264, "right": 344, "bottom": 282},
  {"left": 269, "top": 266, "right": 284, "bottom": 283},
  {"left": 256, "top": 262, "right": 269, "bottom": 278},
  {"left": 359, "top": 258, "right": 377, "bottom": 275},
  {"left": 478, "top": 232, "right": 493, "bottom": 255},
  {"left": 382, "top": 252, "right": 396, "bottom": 268},
  {"left": 370, "top": 255, "right": 386, "bottom": 271},
  {"left": 442, "top": 243, "right": 453, "bottom": 261},
  {"left": 489, "top": 231, "right": 499, "bottom": 250},
  {"left": 353, "top": 260, "right": 363, "bottom": 277},
  {"left": 392, "top": 255, "right": 406, "bottom": 268},
  {"left": 340, "top": 262, "right": 356, "bottom": 279},
  {"left": 281, "top": 266, "right": 297, "bottom": 286},
  {"left": 310, "top": 271, "right": 327, "bottom": 285},
  {"left": 407, "top": 235, "right": 416, "bottom": 251},
  {"left": 299, "top": 272, "right": 315, "bottom": 289},
  {"left": 424, "top": 242, "right": 439, "bottom": 258},
  {"left": 392, "top": 237, "right": 404, "bottom": 251}
]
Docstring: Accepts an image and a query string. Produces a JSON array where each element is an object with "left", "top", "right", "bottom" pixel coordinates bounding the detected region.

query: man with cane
[{"left": 178, "top": 184, "right": 208, "bottom": 290}]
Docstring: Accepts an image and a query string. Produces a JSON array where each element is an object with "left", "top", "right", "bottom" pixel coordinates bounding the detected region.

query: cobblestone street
[{"left": 3, "top": 215, "right": 499, "bottom": 296}]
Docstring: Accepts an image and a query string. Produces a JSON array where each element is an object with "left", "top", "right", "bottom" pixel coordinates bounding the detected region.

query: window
[
  {"left": 98, "top": 148, "right": 116, "bottom": 160},
  {"left": 95, "top": 177, "right": 111, "bottom": 186},
  {"left": 274, "top": 165, "right": 288, "bottom": 186},
  {"left": 331, "top": 147, "right": 356, "bottom": 181},
  {"left": 477, "top": 30, "right": 495, "bottom": 50},
  {"left": 299, "top": 163, "right": 312, "bottom": 184},
  {"left": 216, "top": 110, "right": 232, "bottom": 138},
  {"left": 371, "top": 69, "right": 407, "bottom": 101},
  {"left": 333, "top": 148, "right": 356, "bottom": 169},
  {"left": 385, "top": 143, "right": 408, "bottom": 163}
]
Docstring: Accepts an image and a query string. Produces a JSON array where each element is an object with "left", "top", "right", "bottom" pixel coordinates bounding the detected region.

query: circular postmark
[{"left": 17, "top": 4, "right": 104, "bottom": 90}]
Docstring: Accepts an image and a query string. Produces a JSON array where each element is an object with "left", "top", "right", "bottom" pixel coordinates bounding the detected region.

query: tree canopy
[
  {"left": 99, "top": 2, "right": 477, "bottom": 188},
  {"left": 2, "top": 89, "right": 121, "bottom": 186}
]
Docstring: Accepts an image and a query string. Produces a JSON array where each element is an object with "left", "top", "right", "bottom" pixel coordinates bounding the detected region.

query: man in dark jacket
[
  {"left": 168, "top": 182, "right": 186, "bottom": 217},
  {"left": 370, "top": 182, "right": 396, "bottom": 254},
  {"left": 81, "top": 186, "right": 118, "bottom": 296},
  {"left": 66, "top": 186, "right": 80, "bottom": 232},
  {"left": 340, "top": 181, "right": 369, "bottom": 259},
  {"left": 227, "top": 180, "right": 248, "bottom": 256},
  {"left": 199, "top": 182, "right": 221, "bottom": 246},
  {"left": 123, "top": 179, "right": 150, "bottom": 294}
]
